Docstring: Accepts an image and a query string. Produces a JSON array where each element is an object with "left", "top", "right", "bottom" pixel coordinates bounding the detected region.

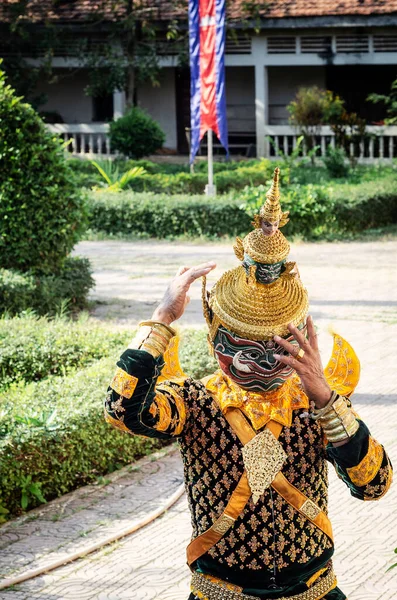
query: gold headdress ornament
[
  {"left": 253, "top": 167, "right": 289, "bottom": 229},
  {"left": 203, "top": 167, "right": 308, "bottom": 342}
]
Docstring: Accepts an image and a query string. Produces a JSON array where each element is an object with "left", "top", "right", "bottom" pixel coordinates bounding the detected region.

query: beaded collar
[{"left": 205, "top": 371, "right": 309, "bottom": 430}]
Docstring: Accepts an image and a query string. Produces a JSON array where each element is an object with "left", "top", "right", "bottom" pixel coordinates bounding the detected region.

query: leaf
[
  {"left": 91, "top": 160, "right": 112, "bottom": 185},
  {"left": 21, "top": 492, "right": 28, "bottom": 510}
]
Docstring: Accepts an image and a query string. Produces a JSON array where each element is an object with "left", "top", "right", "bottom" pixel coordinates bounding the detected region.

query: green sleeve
[
  {"left": 326, "top": 420, "right": 392, "bottom": 501},
  {"left": 104, "top": 348, "right": 189, "bottom": 440}
]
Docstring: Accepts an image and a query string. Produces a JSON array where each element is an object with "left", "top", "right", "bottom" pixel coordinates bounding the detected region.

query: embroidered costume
[{"left": 104, "top": 169, "right": 392, "bottom": 600}]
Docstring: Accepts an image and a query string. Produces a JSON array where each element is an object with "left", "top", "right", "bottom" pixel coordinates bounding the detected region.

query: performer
[{"left": 104, "top": 168, "right": 392, "bottom": 600}]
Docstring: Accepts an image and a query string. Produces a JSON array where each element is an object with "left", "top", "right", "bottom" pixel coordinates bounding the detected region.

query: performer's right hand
[{"left": 151, "top": 262, "right": 216, "bottom": 325}]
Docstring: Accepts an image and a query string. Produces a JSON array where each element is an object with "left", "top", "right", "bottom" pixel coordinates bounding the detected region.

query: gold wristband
[
  {"left": 312, "top": 394, "right": 359, "bottom": 443},
  {"left": 136, "top": 320, "right": 176, "bottom": 358}
]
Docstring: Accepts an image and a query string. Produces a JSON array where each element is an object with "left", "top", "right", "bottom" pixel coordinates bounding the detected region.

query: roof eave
[{"left": 230, "top": 14, "right": 397, "bottom": 30}]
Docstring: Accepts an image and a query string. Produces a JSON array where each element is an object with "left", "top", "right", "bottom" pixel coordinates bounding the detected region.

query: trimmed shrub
[
  {"left": 88, "top": 192, "right": 252, "bottom": 238},
  {"left": 179, "top": 329, "right": 218, "bottom": 379},
  {"left": 0, "top": 315, "right": 130, "bottom": 389},
  {"left": 86, "top": 176, "right": 397, "bottom": 241},
  {"left": 331, "top": 178, "right": 397, "bottom": 233},
  {"left": 109, "top": 107, "right": 165, "bottom": 159},
  {"left": 0, "top": 326, "right": 219, "bottom": 517},
  {"left": 67, "top": 156, "right": 274, "bottom": 194},
  {"left": 0, "top": 257, "right": 95, "bottom": 316},
  {"left": 0, "top": 69, "right": 86, "bottom": 275},
  {"left": 0, "top": 358, "right": 162, "bottom": 516}
]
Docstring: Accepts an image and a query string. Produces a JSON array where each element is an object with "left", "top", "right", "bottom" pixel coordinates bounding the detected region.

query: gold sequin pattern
[
  {"left": 191, "top": 567, "right": 337, "bottom": 600},
  {"left": 209, "top": 266, "right": 308, "bottom": 341},
  {"left": 110, "top": 367, "right": 138, "bottom": 399},
  {"left": 180, "top": 383, "right": 332, "bottom": 572}
]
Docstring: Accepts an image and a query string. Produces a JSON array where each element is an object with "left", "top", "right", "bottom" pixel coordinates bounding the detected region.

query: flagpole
[{"left": 205, "top": 129, "right": 216, "bottom": 196}]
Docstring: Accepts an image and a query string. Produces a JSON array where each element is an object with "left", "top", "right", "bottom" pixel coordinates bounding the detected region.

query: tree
[
  {"left": 287, "top": 87, "right": 345, "bottom": 154},
  {"left": 287, "top": 87, "right": 367, "bottom": 167},
  {"left": 367, "top": 78, "right": 397, "bottom": 125},
  {"left": 0, "top": 1, "right": 187, "bottom": 110}
]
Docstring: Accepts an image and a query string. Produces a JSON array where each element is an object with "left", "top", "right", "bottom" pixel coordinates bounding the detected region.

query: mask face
[{"left": 213, "top": 325, "right": 304, "bottom": 393}]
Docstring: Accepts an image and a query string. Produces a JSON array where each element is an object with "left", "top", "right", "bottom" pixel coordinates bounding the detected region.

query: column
[
  {"left": 113, "top": 90, "right": 126, "bottom": 120},
  {"left": 254, "top": 63, "right": 269, "bottom": 158}
]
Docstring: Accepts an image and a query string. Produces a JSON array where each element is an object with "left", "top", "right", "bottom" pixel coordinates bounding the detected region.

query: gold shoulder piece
[
  {"left": 157, "top": 334, "right": 187, "bottom": 384},
  {"left": 324, "top": 333, "right": 361, "bottom": 397},
  {"left": 233, "top": 237, "right": 244, "bottom": 261}
]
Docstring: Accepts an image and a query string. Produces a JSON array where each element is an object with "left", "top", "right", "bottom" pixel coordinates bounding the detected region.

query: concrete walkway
[{"left": 1, "top": 239, "right": 396, "bottom": 599}]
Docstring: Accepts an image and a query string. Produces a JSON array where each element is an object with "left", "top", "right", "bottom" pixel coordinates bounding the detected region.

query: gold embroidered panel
[
  {"left": 242, "top": 429, "right": 287, "bottom": 504},
  {"left": 300, "top": 499, "right": 322, "bottom": 521},
  {"left": 347, "top": 436, "right": 384, "bottom": 487},
  {"left": 104, "top": 409, "right": 131, "bottom": 434},
  {"left": 110, "top": 367, "right": 138, "bottom": 399}
]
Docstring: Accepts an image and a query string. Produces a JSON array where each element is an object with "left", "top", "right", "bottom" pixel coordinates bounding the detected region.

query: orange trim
[
  {"left": 271, "top": 472, "right": 333, "bottom": 542},
  {"left": 186, "top": 472, "right": 251, "bottom": 566}
]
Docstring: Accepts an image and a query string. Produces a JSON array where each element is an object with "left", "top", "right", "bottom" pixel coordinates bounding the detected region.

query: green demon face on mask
[{"left": 213, "top": 324, "right": 305, "bottom": 393}]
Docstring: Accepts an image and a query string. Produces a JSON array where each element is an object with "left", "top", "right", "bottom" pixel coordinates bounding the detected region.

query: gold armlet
[
  {"left": 312, "top": 393, "right": 359, "bottom": 443},
  {"left": 129, "top": 321, "right": 176, "bottom": 358}
]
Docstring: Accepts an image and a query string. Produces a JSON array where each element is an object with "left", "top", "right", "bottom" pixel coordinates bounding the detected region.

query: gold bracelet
[
  {"left": 136, "top": 320, "right": 176, "bottom": 358},
  {"left": 139, "top": 320, "right": 176, "bottom": 337},
  {"left": 312, "top": 393, "right": 359, "bottom": 443}
]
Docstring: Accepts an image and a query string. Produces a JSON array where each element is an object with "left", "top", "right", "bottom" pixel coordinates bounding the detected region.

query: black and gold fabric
[{"left": 104, "top": 337, "right": 392, "bottom": 599}]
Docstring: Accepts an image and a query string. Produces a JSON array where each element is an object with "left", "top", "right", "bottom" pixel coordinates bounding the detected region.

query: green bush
[
  {"left": 0, "top": 358, "right": 162, "bottom": 516},
  {"left": 87, "top": 191, "right": 252, "bottom": 238},
  {"left": 331, "top": 178, "right": 397, "bottom": 233},
  {"left": 109, "top": 107, "right": 165, "bottom": 159},
  {"left": 86, "top": 175, "right": 397, "bottom": 241},
  {"left": 0, "top": 257, "right": 95, "bottom": 316},
  {"left": 0, "top": 68, "right": 87, "bottom": 275},
  {"left": 0, "top": 326, "right": 219, "bottom": 517},
  {"left": 67, "top": 156, "right": 274, "bottom": 194},
  {"left": 179, "top": 328, "right": 218, "bottom": 379},
  {"left": 322, "top": 146, "right": 350, "bottom": 178},
  {"left": 0, "top": 314, "right": 130, "bottom": 389}
]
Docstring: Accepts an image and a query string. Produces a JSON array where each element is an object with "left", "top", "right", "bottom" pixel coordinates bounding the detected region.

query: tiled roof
[{"left": 1, "top": 0, "right": 397, "bottom": 24}]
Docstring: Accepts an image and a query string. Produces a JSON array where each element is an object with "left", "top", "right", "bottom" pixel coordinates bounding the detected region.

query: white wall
[
  {"left": 35, "top": 69, "right": 93, "bottom": 123},
  {"left": 226, "top": 66, "right": 255, "bottom": 132},
  {"left": 268, "top": 66, "right": 326, "bottom": 124},
  {"left": 137, "top": 68, "right": 177, "bottom": 150}
]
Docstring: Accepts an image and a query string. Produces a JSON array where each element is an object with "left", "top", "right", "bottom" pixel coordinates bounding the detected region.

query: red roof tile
[{"left": 1, "top": 0, "right": 397, "bottom": 24}]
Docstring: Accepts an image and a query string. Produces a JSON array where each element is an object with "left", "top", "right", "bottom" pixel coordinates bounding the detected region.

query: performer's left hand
[{"left": 273, "top": 315, "right": 331, "bottom": 408}]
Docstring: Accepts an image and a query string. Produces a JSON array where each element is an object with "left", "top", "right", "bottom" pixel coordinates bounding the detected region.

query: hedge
[
  {"left": 88, "top": 192, "right": 252, "bottom": 238},
  {"left": 0, "top": 358, "right": 163, "bottom": 517},
  {"left": 68, "top": 157, "right": 274, "bottom": 193},
  {"left": 87, "top": 176, "right": 397, "bottom": 240},
  {"left": 0, "top": 327, "right": 217, "bottom": 517},
  {"left": 0, "top": 256, "right": 95, "bottom": 316},
  {"left": 0, "top": 314, "right": 130, "bottom": 389}
]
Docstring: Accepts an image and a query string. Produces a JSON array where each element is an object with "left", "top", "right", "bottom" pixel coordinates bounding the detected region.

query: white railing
[
  {"left": 264, "top": 125, "right": 397, "bottom": 162},
  {"left": 47, "top": 123, "right": 397, "bottom": 161},
  {"left": 47, "top": 123, "right": 115, "bottom": 157}
]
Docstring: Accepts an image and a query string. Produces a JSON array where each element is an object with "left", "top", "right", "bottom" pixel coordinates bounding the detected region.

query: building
[{"left": 1, "top": 0, "right": 397, "bottom": 159}]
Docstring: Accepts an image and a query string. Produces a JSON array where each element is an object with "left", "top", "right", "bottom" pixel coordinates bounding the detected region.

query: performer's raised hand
[
  {"left": 151, "top": 262, "right": 216, "bottom": 326},
  {"left": 273, "top": 315, "right": 332, "bottom": 408}
]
